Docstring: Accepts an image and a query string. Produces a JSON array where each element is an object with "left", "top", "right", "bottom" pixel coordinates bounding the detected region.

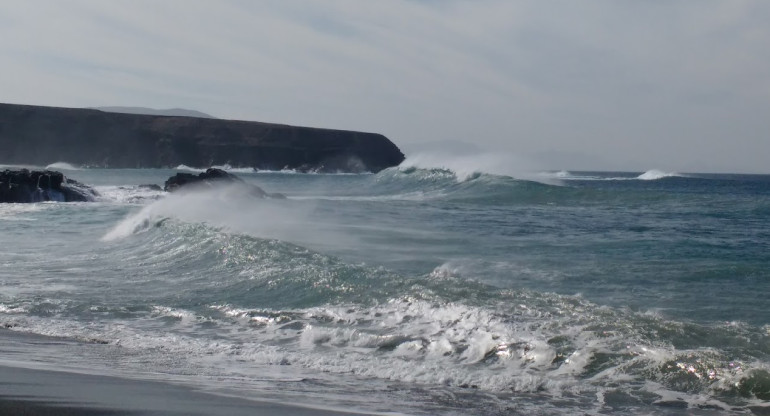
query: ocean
[{"left": 1, "top": 162, "right": 769, "bottom": 415}]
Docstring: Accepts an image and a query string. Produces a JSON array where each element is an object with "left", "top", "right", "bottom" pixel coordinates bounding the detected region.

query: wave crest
[
  {"left": 637, "top": 169, "right": 681, "bottom": 180},
  {"left": 399, "top": 151, "right": 557, "bottom": 184},
  {"left": 45, "top": 162, "right": 81, "bottom": 170},
  {"left": 175, "top": 164, "right": 255, "bottom": 173}
]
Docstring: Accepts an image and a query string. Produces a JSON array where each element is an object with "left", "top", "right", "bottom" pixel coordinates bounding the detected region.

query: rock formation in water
[
  {"left": 164, "top": 168, "right": 285, "bottom": 199},
  {"left": 0, "top": 169, "right": 98, "bottom": 203},
  {"left": 0, "top": 103, "right": 404, "bottom": 172}
]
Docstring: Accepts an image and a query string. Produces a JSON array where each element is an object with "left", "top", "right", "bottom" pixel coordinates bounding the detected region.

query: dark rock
[
  {"left": 0, "top": 169, "right": 98, "bottom": 203},
  {"left": 138, "top": 184, "right": 163, "bottom": 191},
  {"left": 0, "top": 103, "right": 405, "bottom": 173},
  {"left": 164, "top": 168, "right": 240, "bottom": 192},
  {"left": 164, "top": 168, "right": 284, "bottom": 199}
]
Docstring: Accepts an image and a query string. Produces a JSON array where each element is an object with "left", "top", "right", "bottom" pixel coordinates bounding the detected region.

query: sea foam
[
  {"left": 45, "top": 161, "right": 81, "bottom": 170},
  {"left": 399, "top": 151, "right": 557, "bottom": 184},
  {"left": 637, "top": 169, "right": 681, "bottom": 180},
  {"left": 175, "top": 164, "right": 255, "bottom": 173}
]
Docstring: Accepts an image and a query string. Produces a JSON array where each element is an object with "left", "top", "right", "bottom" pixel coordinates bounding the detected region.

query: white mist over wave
[
  {"left": 400, "top": 151, "right": 559, "bottom": 184},
  {"left": 174, "top": 164, "right": 203, "bottom": 172},
  {"left": 45, "top": 161, "right": 82, "bottom": 170},
  {"left": 637, "top": 169, "right": 681, "bottom": 180},
  {"left": 101, "top": 185, "right": 357, "bottom": 253}
]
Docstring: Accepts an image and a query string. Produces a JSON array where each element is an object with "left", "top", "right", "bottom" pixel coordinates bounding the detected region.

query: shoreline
[
  {"left": 0, "top": 329, "right": 369, "bottom": 416},
  {"left": 0, "top": 364, "right": 369, "bottom": 416}
]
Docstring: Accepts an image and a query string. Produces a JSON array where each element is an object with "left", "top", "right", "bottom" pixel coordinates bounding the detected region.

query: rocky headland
[{"left": 0, "top": 103, "right": 404, "bottom": 172}]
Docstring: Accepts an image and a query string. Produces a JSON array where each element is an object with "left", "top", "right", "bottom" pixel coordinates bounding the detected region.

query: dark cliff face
[{"left": 0, "top": 103, "right": 405, "bottom": 172}]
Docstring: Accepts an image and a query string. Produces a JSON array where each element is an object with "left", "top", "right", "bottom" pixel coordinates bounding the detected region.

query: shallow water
[{"left": 1, "top": 165, "right": 769, "bottom": 415}]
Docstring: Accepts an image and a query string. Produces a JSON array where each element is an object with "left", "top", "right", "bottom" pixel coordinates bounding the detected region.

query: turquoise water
[{"left": 1, "top": 165, "right": 769, "bottom": 415}]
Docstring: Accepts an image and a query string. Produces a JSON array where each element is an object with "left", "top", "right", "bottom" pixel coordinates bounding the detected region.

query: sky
[{"left": 1, "top": 1, "right": 768, "bottom": 173}]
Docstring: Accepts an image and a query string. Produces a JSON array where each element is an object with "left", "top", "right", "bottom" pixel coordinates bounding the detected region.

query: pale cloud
[{"left": 0, "top": 0, "right": 768, "bottom": 173}]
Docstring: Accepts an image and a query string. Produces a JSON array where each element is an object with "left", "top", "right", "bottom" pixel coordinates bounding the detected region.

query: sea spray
[
  {"left": 101, "top": 184, "right": 359, "bottom": 256},
  {"left": 636, "top": 169, "right": 681, "bottom": 180},
  {"left": 399, "top": 151, "right": 559, "bottom": 184},
  {"left": 45, "top": 161, "right": 82, "bottom": 170}
]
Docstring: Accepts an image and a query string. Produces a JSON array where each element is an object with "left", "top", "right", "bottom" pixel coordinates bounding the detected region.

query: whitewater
[{"left": 1, "top": 161, "right": 769, "bottom": 415}]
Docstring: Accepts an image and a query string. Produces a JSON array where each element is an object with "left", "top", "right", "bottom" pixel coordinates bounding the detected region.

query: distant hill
[
  {"left": 0, "top": 103, "right": 404, "bottom": 172},
  {"left": 93, "top": 106, "right": 215, "bottom": 119}
]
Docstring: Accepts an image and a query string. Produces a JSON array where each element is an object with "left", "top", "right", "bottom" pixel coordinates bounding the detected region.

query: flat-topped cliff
[{"left": 0, "top": 103, "right": 404, "bottom": 172}]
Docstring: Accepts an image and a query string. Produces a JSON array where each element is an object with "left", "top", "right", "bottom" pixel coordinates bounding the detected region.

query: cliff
[{"left": 0, "top": 103, "right": 404, "bottom": 172}]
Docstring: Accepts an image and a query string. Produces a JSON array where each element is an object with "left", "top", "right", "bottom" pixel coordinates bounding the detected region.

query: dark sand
[
  {"left": 0, "top": 365, "right": 371, "bottom": 416},
  {"left": 0, "top": 330, "right": 369, "bottom": 416}
]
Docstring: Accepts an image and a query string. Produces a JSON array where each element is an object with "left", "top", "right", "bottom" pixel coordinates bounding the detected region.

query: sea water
[{"left": 1, "top": 162, "right": 769, "bottom": 415}]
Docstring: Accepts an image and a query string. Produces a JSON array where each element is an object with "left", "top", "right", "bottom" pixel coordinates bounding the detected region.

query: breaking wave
[
  {"left": 399, "top": 152, "right": 556, "bottom": 184},
  {"left": 2, "top": 167, "right": 768, "bottom": 413},
  {"left": 174, "top": 164, "right": 255, "bottom": 173},
  {"left": 541, "top": 170, "right": 685, "bottom": 181},
  {"left": 637, "top": 169, "right": 682, "bottom": 180},
  {"left": 45, "top": 161, "right": 82, "bottom": 170},
  {"left": 7, "top": 219, "right": 770, "bottom": 411}
]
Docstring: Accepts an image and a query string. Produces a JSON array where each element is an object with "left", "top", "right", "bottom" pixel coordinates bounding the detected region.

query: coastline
[
  {"left": 0, "top": 330, "right": 369, "bottom": 416},
  {"left": 0, "top": 102, "right": 405, "bottom": 173}
]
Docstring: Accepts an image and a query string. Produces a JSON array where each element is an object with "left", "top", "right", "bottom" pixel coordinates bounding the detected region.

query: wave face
[{"left": 2, "top": 167, "right": 770, "bottom": 414}]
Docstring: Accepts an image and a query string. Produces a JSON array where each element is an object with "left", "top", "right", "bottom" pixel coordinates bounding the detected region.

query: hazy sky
[{"left": 1, "top": 1, "right": 768, "bottom": 173}]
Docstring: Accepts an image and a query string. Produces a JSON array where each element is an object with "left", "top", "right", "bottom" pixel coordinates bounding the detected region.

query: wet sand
[
  {"left": 0, "top": 364, "right": 368, "bottom": 416},
  {"left": 0, "top": 330, "right": 367, "bottom": 416}
]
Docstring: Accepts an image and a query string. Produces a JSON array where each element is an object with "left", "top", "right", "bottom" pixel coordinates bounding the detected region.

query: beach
[{"left": 0, "top": 330, "right": 366, "bottom": 416}]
